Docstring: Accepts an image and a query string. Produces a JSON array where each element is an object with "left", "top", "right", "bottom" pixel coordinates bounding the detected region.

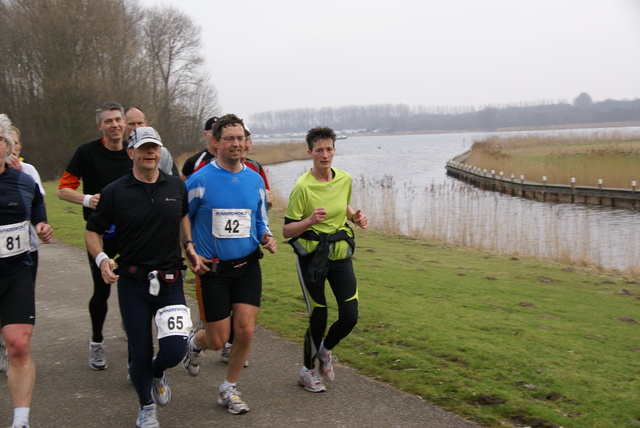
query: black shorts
[
  {"left": 0, "top": 265, "right": 36, "bottom": 326},
  {"left": 195, "top": 259, "right": 262, "bottom": 323}
]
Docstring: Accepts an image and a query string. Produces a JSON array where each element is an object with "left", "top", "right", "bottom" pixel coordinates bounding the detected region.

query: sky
[{"left": 139, "top": 0, "right": 640, "bottom": 119}]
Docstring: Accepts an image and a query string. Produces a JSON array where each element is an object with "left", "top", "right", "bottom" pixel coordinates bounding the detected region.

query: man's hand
[
  {"left": 185, "top": 245, "right": 202, "bottom": 274},
  {"left": 261, "top": 232, "right": 277, "bottom": 254},
  {"left": 86, "top": 193, "right": 101, "bottom": 209},
  {"left": 35, "top": 222, "right": 52, "bottom": 243},
  {"left": 99, "top": 258, "right": 119, "bottom": 284},
  {"left": 193, "top": 254, "right": 211, "bottom": 276}
]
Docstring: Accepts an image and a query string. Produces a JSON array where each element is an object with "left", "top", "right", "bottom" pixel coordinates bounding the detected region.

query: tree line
[
  {"left": 0, "top": 0, "right": 219, "bottom": 180},
  {"left": 249, "top": 94, "right": 640, "bottom": 135},
  {"left": 2, "top": 0, "right": 637, "bottom": 181}
]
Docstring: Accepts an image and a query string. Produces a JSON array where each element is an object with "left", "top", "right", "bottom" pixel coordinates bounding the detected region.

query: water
[{"left": 260, "top": 128, "right": 640, "bottom": 272}]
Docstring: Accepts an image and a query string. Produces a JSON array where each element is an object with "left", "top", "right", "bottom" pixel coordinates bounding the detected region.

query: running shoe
[
  {"left": 318, "top": 346, "right": 338, "bottom": 382},
  {"left": 89, "top": 340, "right": 107, "bottom": 370},
  {"left": 12, "top": 423, "right": 29, "bottom": 428},
  {"left": 220, "top": 343, "right": 249, "bottom": 367},
  {"left": 182, "top": 331, "right": 202, "bottom": 377},
  {"left": 317, "top": 346, "right": 336, "bottom": 382},
  {"left": 0, "top": 339, "right": 8, "bottom": 373},
  {"left": 218, "top": 386, "right": 250, "bottom": 414},
  {"left": 136, "top": 403, "right": 159, "bottom": 428},
  {"left": 298, "top": 366, "right": 326, "bottom": 393},
  {"left": 220, "top": 343, "right": 231, "bottom": 362},
  {"left": 151, "top": 373, "right": 171, "bottom": 406}
]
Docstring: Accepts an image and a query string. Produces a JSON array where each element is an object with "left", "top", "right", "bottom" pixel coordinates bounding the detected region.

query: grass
[
  {"left": 465, "top": 132, "right": 640, "bottom": 188},
  {"left": 42, "top": 180, "right": 640, "bottom": 428}
]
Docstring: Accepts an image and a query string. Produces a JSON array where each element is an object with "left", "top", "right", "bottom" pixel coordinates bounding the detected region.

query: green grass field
[{"left": 42, "top": 181, "right": 640, "bottom": 428}]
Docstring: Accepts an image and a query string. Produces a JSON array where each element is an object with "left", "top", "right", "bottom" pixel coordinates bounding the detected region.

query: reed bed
[
  {"left": 175, "top": 139, "right": 308, "bottom": 173},
  {"left": 249, "top": 140, "right": 308, "bottom": 165},
  {"left": 349, "top": 176, "right": 640, "bottom": 274},
  {"left": 465, "top": 132, "right": 640, "bottom": 188}
]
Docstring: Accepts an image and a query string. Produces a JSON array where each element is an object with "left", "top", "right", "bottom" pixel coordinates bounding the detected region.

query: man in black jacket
[{"left": 85, "top": 126, "right": 200, "bottom": 428}]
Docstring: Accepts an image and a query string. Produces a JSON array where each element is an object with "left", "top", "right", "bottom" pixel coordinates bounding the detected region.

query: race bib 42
[{"left": 211, "top": 208, "right": 251, "bottom": 239}]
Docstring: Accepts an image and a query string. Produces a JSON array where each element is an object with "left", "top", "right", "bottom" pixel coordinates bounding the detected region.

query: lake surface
[{"left": 259, "top": 127, "right": 640, "bottom": 272}]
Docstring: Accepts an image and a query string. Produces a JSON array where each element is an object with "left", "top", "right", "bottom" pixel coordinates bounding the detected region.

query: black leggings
[
  {"left": 118, "top": 276, "right": 188, "bottom": 406},
  {"left": 296, "top": 256, "right": 358, "bottom": 370},
  {"left": 86, "top": 236, "right": 119, "bottom": 343}
]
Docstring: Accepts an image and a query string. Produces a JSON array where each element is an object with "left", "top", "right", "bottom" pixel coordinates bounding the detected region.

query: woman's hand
[{"left": 352, "top": 209, "right": 368, "bottom": 229}]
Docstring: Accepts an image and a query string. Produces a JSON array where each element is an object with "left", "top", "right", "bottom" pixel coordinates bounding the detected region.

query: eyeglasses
[{"left": 220, "top": 136, "right": 245, "bottom": 142}]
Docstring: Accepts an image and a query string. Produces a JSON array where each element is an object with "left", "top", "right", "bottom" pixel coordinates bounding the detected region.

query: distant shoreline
[{"left": 352, "top": 120, "right": 640, "bottom": 137}]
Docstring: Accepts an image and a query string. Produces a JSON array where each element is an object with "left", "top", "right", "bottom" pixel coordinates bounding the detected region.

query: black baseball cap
[{"left": 204, "top": 116, "right": 219, "bottom": 131}]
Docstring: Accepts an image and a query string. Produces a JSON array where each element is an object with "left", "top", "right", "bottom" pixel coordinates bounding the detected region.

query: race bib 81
[
  {"left": 211, "top": 208, "right": 251, "bottom": 239},
  {"left": 0, "top": 220, "right": 31, "bottom": 258}
]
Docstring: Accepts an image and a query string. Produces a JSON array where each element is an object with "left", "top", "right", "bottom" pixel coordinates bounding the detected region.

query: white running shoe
[
  {"left": 317, "top": 345, "right": 336, "bottom": 382},
  {"left": 218, "top": 386, "right": 250, "bottom": 414},
  {"left": 89, "top": 340, "right": 107, "bottom": 370},
  {"left": 220, "top": 343, "right": 231, "bottom": 362},
  {"left": 182, "top": 331, "right": 202, "bottom": 377},
  {"left": 136, "top": 404, "right": 159, "bottom": 428},
  {"left": 220, "top": 343, "right": 249, "bottom": 367},
  {"left": 151, "top": 373, "right": 171, "bottom": 406},
  {"left": 298, "top": 366, "right": 326, "bottom": 393}
]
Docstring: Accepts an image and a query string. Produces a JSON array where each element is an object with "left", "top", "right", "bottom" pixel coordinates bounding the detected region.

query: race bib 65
[{"left": 155, "top": 305, "right": 192, "bottom": 339}]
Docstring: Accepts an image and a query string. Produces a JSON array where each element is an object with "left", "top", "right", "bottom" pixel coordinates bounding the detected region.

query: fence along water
[{"left": 446, "top": 150, "right": 640, "bottom": 210}]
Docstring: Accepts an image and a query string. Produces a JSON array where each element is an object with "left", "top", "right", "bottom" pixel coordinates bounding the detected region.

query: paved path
[{"left": 1, "top": 240, "right": 480, "bottom": 427}]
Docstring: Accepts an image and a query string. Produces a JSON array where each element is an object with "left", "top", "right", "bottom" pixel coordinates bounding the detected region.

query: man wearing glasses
[{"left": 183, "top": 114, "right": 276, "bottom": 415}]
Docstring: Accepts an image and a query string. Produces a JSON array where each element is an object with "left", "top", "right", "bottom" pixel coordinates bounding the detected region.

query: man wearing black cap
[
  {"left": 86, "top": 126, "right": 201, "bottom": 428},
  {"left": 180, "top": 116, "right": 218, "bottom": 180}
]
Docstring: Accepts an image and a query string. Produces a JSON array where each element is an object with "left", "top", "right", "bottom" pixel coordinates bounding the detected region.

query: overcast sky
[{"left": 140, "top": 0, "right": 640, "bottom": 120}]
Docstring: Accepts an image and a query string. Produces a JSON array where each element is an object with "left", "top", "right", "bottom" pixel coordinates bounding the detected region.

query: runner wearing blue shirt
[{"left": 183, "top": 114, "right": 276, "bottom": 415}]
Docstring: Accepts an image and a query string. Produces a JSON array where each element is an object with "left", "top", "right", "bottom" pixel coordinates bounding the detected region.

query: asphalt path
[{"left": 0, "top": 240, "right": 480, "bottom": 428}]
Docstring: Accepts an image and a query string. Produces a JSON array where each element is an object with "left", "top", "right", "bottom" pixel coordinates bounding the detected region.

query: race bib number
[
  {"left": 155, "top": 305, "right": 192, "bottom": 339},
  {"left": 211, "top": 209, "right": 251, "bottom": 239},
  {"left": 0, "top": 221, "right": 31, "bottom": 258}
]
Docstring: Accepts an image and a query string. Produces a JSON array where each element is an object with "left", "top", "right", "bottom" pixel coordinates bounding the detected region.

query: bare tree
[
  {"left": 0, "top": 0, "right": 146, "bottom": 177},
  {"left": 0, "top": 0, "right": 219, "bottom": 178},
  {"left": 140, "top": 6, "right": 219, "bottom": 151}
]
